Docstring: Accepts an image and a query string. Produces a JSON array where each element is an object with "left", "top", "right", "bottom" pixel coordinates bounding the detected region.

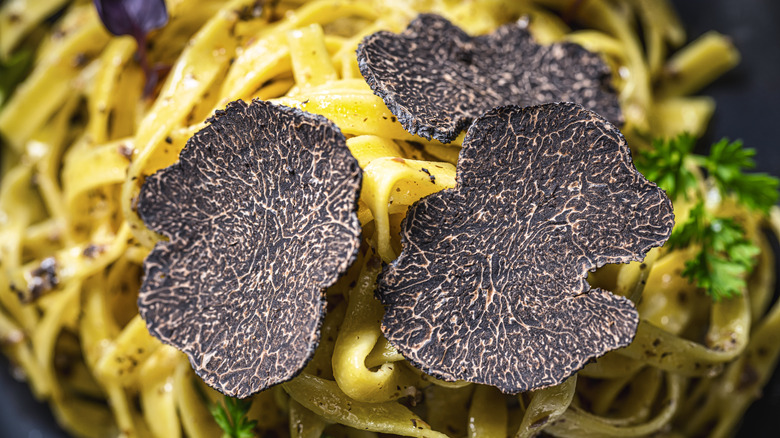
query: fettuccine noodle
[{"left": 1, "top": 0, "right": 776, "bottom": 437}]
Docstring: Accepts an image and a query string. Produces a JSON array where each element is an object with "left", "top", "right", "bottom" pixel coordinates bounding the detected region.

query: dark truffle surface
[
  {"left": 137, "top": 99, "right": 362, "bottom": 398},
  {"left": 376, "top": 103, "right": 673, "bottom": 394},
  {"left": 357, "top": 14, "right": 622, "bottom": 143}
]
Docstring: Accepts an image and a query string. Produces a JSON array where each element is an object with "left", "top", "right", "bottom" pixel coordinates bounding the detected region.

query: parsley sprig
[
  {"left": 697, "top": 138, "right": 779, "bottom": 214},
  {"left": 635, "top": 133, "right": 699, "bottom": 201},
  {"left": 666, "top": 203, "right": 760, "bottom": 301},
  {"left": 635, "top": 134, "right": 778, "bottom": 300},
  {"left": 211, "top": 395, "right": 257, "bottom": 438},
  {"left": 637, "top": 134, "right": 778, "bottom": 212}
]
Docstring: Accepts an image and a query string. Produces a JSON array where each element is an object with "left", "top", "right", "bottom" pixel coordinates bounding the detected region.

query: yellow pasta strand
[
  {"left": 0, "top": 5, "right": 109, "bottom": 151},
  {"left": 284, "top": 373, "right": 449, "bottom": 438},
  {"left": 515, "top": 376, "right": 576, "bottom": 438},
  {"left": 332, "top": 254, "right": 420, "bottom": 403}
]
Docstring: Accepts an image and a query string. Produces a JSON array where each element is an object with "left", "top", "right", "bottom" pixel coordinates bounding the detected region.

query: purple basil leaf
[{"left": 94, "top": 0, "right": 168, "bottom": 38}]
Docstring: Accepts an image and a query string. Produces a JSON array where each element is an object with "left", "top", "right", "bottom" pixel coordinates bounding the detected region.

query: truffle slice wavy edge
[
  {"left": 357, "top": 14, "right": 623, "bottom": 143},
  {"left": 376, "top": 102, "right": 673, "bottom": 394},
  {"left": 136, "top": 99, "right": 363, "bottom": 398}
]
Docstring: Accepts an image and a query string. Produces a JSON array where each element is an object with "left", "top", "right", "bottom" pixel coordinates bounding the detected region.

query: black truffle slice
[
  {"left": 357, "top": 14, "right": 622, "bottom": 143},
  {"left": 376, "top": 103, "right": 673, "bottom": 394},
  {"left": 137, "top": 99, "right": 362, "bottom": 398}
]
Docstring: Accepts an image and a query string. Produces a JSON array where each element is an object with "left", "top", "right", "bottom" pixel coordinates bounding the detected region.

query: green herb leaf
[
  {"left": 636, "top": 133, "right": 780, "bottom": 213},
  {"left": 639, "top": 133, "right": 777, "bottom": 301},
  {"left": 671, "top": 201, "right": 759, "bottom": 301},
  {"left": 634, "top": 133, "right": 698, "bottom": 201},
  {"left": 210, "top": 395, "right": 257, "bottom": 438},
  {"left": 703, "top": 138, "right": 779, "bottom": 214},
  {"left": 666, "top": 201, "right": 706, "bottom": 250},
  {"left": 0, "top": 50, "right": 34, "bottom": 108},
  {"left": 723, "top": 171, "right": 779, "bottom": 214}
]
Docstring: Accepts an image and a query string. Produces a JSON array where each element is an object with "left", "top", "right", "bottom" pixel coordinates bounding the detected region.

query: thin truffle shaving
[
  {"left": 137, "top": 99, "right": 362, "bottom": 398},
  {"left": 357, "top": 14, "right": 622, "bottom": 143},
  {"left": 377, "top": 103, "right": 673, "bottom": 393}
]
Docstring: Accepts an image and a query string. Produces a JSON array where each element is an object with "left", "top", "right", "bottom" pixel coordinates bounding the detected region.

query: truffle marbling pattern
[
  {"left": 357, "top": 14, "right": 623, "bottom": 143},
  {"left": 377, "top": 103, "right": 673, "bottom": 394},
  {"left": 137, "top": 100, "right": 362, "bottom": 398}
]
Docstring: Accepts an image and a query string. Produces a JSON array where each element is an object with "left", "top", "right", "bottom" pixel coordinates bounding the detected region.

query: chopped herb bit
[
  {"left": 0, "top": 49, "right": 34, "bottom": 108},
  {"left": 210, "top": 395, "right": 257, "bottom": 438}
]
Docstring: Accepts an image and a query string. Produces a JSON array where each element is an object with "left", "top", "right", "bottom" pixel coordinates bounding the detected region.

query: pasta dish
[{"left": 1, "top": 0, "right": 778, "bottom": 437}]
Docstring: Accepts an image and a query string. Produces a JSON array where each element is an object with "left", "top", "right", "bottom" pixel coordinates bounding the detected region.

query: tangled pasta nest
[{"left": 1, "top": 0, "right": 778, "bottom": 437}]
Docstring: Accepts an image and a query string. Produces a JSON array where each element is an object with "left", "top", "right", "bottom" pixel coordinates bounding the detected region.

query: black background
[{"left": 1, "top": 0, "right": 779, "bottom": 436}]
